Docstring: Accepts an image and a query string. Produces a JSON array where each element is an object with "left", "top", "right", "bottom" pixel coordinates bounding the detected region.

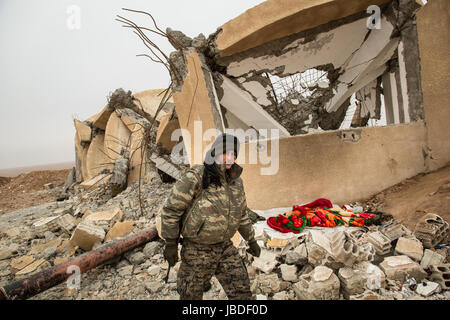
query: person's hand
[
  {"left": 246, "top": 239, "right": 261, "bottom": 257},
  {"left": 164, "top": 239, "right": 178, "bottom": 267}
]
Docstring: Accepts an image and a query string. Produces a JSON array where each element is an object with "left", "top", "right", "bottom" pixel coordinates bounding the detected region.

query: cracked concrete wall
[
  {"left": 416, "top": 0, "right": 450, "bottom": 171},
  {"left": 239, "top": 122, "right": 427, "bottom": 210}
]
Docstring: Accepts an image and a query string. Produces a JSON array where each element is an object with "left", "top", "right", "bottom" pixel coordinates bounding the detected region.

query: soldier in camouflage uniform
[{"left": 161, "top": 133, "right": 261, "bottom": 300}]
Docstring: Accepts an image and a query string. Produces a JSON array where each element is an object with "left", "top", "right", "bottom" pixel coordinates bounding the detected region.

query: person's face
[{"left": 216, "top": 150, "right": 236, "bottom": 169}]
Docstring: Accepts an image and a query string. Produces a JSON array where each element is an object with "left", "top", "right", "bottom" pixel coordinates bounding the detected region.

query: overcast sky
[{"left": 0, "top": 0, "right": 265, "bottom": 169}]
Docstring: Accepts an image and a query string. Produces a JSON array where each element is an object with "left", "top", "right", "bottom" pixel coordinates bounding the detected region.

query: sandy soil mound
[{"left": 0, "top": 169, "right": 70, "bottom": 215}]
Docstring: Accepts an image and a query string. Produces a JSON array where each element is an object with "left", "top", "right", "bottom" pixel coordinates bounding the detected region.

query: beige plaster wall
[
  {"left": 239, "top": 122, "right": 427, "bottom": 210},
  {"left": 417, "top": 0, "right": 450, "bottom": 171}
]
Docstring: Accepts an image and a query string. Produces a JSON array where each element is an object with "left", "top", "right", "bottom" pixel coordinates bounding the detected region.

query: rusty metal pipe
[{"left": 0, "top": 226, "right": 158, "bottom": 300}]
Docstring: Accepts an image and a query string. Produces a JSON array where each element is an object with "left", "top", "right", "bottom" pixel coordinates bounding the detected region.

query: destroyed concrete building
[
  {"left": 1, "top": 0, "right": 449, "bottom": 301},
  {"left": 73, "top": 0, "right": 450, "bottom": 215}
]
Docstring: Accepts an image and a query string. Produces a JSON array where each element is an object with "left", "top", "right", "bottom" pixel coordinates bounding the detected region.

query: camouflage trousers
[{"left": 177, "top": 240, "right": 252, "bottom": 300}]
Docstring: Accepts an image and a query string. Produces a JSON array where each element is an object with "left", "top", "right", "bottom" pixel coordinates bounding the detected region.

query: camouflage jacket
[{"left": 161, "top": 163, "right": 255, "bottom": 245}]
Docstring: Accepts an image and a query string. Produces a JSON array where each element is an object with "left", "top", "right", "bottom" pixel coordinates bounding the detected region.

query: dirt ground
[
  {"left": 362, "top": 163, "right": 450, "bottom": 232},
  {"left": 0, "top": 169, "right": 70, "bottom": 215}
]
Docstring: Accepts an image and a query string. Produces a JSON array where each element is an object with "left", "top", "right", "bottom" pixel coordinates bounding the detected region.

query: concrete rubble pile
[{"left": 0, "top": 169, "right": 449, "bottom": 300}]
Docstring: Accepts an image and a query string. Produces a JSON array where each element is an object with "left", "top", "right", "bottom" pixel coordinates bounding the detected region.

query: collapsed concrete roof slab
[
  {"left": 172, "top": 49, "right": 225, "bottom": 165},
  {"left": 104, "top": 112, "right": 132, "bottom": 161},
  {"left": 326, "top": 37, "right": 400, "bottom": 113},
  {"left": 127, "top": 127, "right": 146, "bottom": 186},
  {"left": 218, "top": 75, "right": 290, "bottom": 136},
  {"left": 132, "top": 89, "right": 174, "bottom": 122},
  {"left": 215, "top": 0, "right": 391, "bottom": 57},
  {"left": 86, "top": 132, "right": 113, "bottom": 180},
  {"left": 86, "top": 106, "right": 113, "bottom": 130},
  {"left": 74, "top": 134, "right": 88, "bottom": 181},
  {"left": 80, "top": 173, "right": 112, "bottom": 191},
  {"left": 150, "top": 153, "right": 181, "bottom": 180},
  {"left": 156, "top": 112, "right": 180, "bottom": 152},
  {"left": 74, "top": 119, "right": 92, "bottom": 143}
]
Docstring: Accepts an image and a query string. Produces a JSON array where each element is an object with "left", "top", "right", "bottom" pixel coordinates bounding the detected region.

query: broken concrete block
[
  {"left": 330, "top": 230, "right": 360, "bottom": 267},
  {"left": 267, "top": 238, "right": 289, "bottom": 249},
  {"left": 252, "top": 250, "right": 278, "bottom": 274},
  {"left": 254, "top": 273, "right": 280, "bottom": 295},
  {"left": 429, "top": 264, "right": 450, "bottom": 290},
  {"left": 29, "top": 238, "right": 62, "bottom": 256},
  {"left": 280, "top": 264, "right": 298, "bottom": 282},
  {"left": 143, "top": 241, "right": 163, "bottom": 258},
  {"left": 414, "top": 213, "right": 449, "bottom": 249},
  {"left": 379, "top": 255, "right": 427, "bottom": 282},
  {"left": 305, "top": 230, "right": 336, "bottom": 267},
  {"left": 10, "top": 256, "right": 35, "bottom": 272},
  {"left": 70, "top": 220, "right": 106, "bottom": 251},
  {"left": 74, "top": 119, "right": 92, "bottom": 143},
  {"left": 80, "top": 173, "right": 112, "bottom": 191},
  {"left": 415, "top": 281, "right": 441, "bottom": 297},
  {"left": 338, "top": 267, "right": 366, "bottom": 299},
  {"left": 145, "top": 280, "right": 164, "bottom": 294},
  {"left": 0, "top": 245, "right": 19, "bottom": 260},
  {"left": 420, "top": 249, "right": 445, "bottom": 268},
  {"left": 395, "top": 237, "right": 424, "bottom": 261},
  {"left": 272, "top": 291, "right": 289, "bottom": 300},
  {"left": 367, "top": 231, "right": 392, "bottom": 255},
  {"left": 285, "top": 243, "right": 308, "bottom": 265},
  {"left": 380, "top": 222, "right": 410, "bottom": 241},
  {"left": 53, "top": 256, "right": 70, "bottom": 266},
  {"left": 84, "top": 207, "right": 122, "bottom": 225},
  {"left": 125, "top": 251, "right": 146, "bottom": 265},
  {"left": 339, "top": 262, "right": 386, "bottom": 298},
  {"left": 349, "top": 290, "right": 383, "bottom": 300},
  {"left": 105, "top": 221, "right": 135, "bottom": 240},
  {"left": 15, "top": 259, "right": 46, "bottom": 276},
  {"left": 57, "top": 214, "right": 77, "bottom": 233},
  {"left": 32, "top": 215, "right": 61, "bottom": 233},
  {"left": 293, "top": 266, "right": 340, "bottom": 300}
]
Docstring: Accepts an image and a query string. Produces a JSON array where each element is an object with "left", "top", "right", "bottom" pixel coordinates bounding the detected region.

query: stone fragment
[
  {"left": 33, "top": 215, "right": 61, "bottom": 233},
  {"left": 43, "top": 183, "right": 54, "bottom": 189},
  {"left": 293, "top": 266, "right": 340, "bottom": 300},
  {"left": 254, "top": 273, "right": 280, "bottom": 295},
  {"left": 272, "top": 291, "right": 289, "bottom": 300},
  {"left": 330, "top": 230, "right": 360, "bottom": 267},
  {"left": 285, "top": 244, "right": 308, "bottom": 266},
  {"left": 143, "top": 241, "right": 163, "bottom": 258},
  {"left": 57, "top": 214, "right": 77, "bottom": 233},
  {"left": 15, "top": 259, "right": 46, "bottom": 276},
  {"left": 29, "top": 238, "right": 62, "bottom": 255},
  {"left": 395, "top": 237, "right": 424, "bottom": 261},
  {"left": 252, "top": 250, "right": 278, "bottom": 274},
  {"left": 429, "top": 264, "right": 450, "bottom": 290},
  {"left": 367, "top": 231, "right": 392, "bottom": 255},
  {"left": 53, "top": 256, "right": 70, "bottom": 265},
  {"left": 10, "top": 256, "right": 35, "bottom": 272},
  {"left": 145, "top": 280, "right": 163, "bottom": 294},
  {"left": 117, "top": 265, "right": 133, "bottom": 277},
  {"left": 280, "top": 264, "right": 298, "bottom": 282},
  {"left": 84, "top": 207, "right": 122, "bottom": 224},
  {"left": 105, "top": 221, "right": 135, "bottom": 240},
  {"left": 414, "top": 213, "right": 449, "bottom": 249},
  {"left": 380, "top": 222, "right": 409, "bottom": 241},
  {"left": 70, "top": 220, "right": 105, "bottom": 251},
  {"left": 379, "top": 255, "right": 427, "bottom": 282},
  {"left": 416, "top": 281, "right": 441, "bottom": 297},
  {"left": 338, "top": 262, "right": 386, "bottom": 298},
  {"left": 0, "top": 245, "right": 19, "bottom": 260},
  {"left": 125, "top": 251, "right": 146, "bottom": 265}
]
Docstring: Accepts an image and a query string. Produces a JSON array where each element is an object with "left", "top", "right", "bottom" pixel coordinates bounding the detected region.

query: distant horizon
[{"left": 0, "top": 161, "right": 75, "bottom": 177}]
